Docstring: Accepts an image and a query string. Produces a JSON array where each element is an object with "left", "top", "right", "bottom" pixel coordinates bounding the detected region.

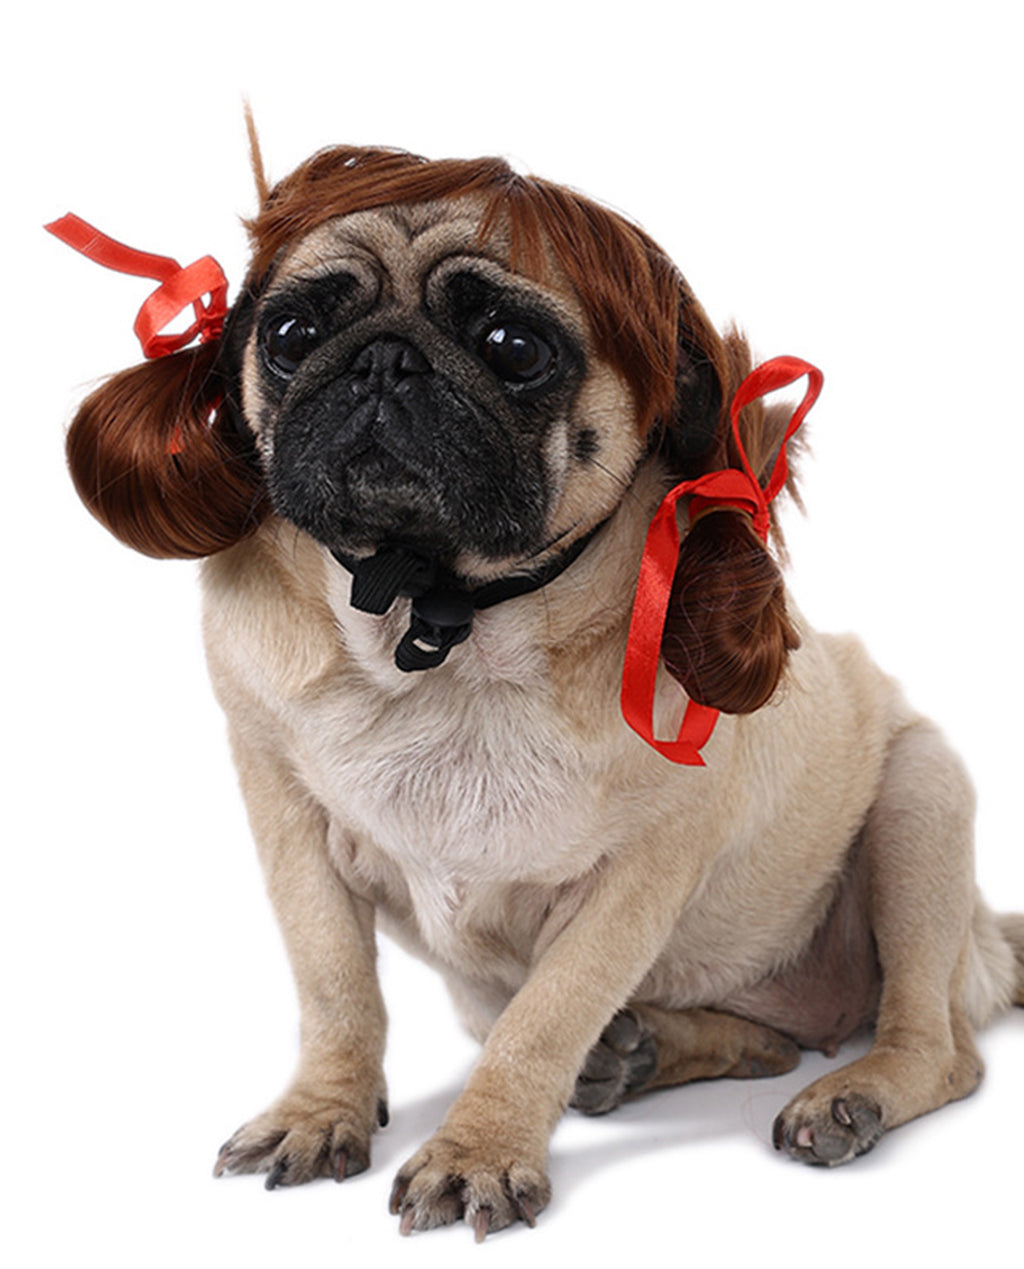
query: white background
[{"left": 3, "top": 2, "right": 1022, "bottom": 1266}]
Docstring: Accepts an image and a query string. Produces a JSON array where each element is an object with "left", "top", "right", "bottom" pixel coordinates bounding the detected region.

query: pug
[{"left": 52, "top": 140, "right": 1024, "bottom": 1240}]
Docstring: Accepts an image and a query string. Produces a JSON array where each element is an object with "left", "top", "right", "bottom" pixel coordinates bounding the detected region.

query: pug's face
[{"left": 234, "top": 198, "right": 644, "bottom": 573}]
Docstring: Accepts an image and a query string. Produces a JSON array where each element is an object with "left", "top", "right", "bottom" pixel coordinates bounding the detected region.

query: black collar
[{"left": 331, "top": 522, "right": 607, "bottom": 672}]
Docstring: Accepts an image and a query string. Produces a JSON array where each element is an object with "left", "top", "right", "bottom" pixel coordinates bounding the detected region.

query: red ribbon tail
[{"left": 45, "top": 213, "right": 180, "bottom": 282}]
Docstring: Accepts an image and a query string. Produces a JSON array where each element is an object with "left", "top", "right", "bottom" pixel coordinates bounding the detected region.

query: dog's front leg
[
  {"left": 392, "top": 830, "right": 711, "bottom": 1239},
  {"left": 214, "top": 732, "right": 387, "bottom": 1187}
]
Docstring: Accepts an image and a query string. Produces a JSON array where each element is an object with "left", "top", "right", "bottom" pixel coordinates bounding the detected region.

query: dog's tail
[{"left": 998, "top": 913, "right": 1024, "bottom": 1006}]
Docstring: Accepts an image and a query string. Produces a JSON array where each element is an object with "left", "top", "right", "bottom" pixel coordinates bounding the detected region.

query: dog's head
[
  {"left": 226, "top": 148, "right": 746, "bottom": 573},
  {"left": 65, "top": 145, "right": 798, "bottom": 712}
]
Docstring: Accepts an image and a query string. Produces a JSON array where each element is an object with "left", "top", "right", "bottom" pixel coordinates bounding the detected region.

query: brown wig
[
  {"left": 662, "top": 508, "right": 800, "bottom": 714},
  {"left": 64, "top": 140, "right": 798, "bottom": 711},
  {"left": 242, "top": 145, "right": 718, "bottom": 434},
  {"left": 66, "top": 342, "right": 267, "bottom": 559}
]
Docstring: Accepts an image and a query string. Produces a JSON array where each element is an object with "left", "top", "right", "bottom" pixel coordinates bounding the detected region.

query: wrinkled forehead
[{"left": 262, "top": 196, "right": 588, "bottom": 335}]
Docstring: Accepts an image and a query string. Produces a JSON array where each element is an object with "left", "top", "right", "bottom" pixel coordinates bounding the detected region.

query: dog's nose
[{"left": 349, "top": 338, "right": 431, "bottom": 393}]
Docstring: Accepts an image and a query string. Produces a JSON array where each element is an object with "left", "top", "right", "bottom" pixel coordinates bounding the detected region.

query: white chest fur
[
  {"left": 285, "top": 590, "right": 623, "bottom": 962},
  {"left": 300, "top": 665, "right": 590, "bottom": 879}
]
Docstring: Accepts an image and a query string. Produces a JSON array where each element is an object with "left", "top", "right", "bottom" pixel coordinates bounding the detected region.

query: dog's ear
[
  {"left": 657, "top": 294, "right": 725, "bottom": 476},
  {"left": 658, "top": 321, "right": 801, "bottom": 714},
  {"left": 66, "top": 314, "right": 268, "bottom": 558}
]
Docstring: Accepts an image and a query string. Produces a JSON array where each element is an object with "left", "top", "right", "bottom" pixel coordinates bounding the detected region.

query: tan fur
[{"left": 205, "top": 202, "right": 1023, "bottom": 1233}]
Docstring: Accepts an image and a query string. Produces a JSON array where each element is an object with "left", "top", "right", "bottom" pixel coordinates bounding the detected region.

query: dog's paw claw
[
  {"left": 399, "top": 1203, "right": 417, "bottom": 1237},
  {"left": 389, "top": 1175, "right": 410, "bottom": 1216},
  {"left": 512, "top": 1191, "right": 538, "bottom": 1228},
  {"left": 773, "top": 1092, "right": 883, "bottom": 1166},
  {"left": 570, "top": 1008, "right": 658, "bottom": 1115},
  {"left": 473, "top": 1205, "right": 492, "bottom": 1243}
]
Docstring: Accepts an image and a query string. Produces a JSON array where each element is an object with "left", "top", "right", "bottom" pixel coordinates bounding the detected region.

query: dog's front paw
[
  {"left": 214, "top": 1084, "right": 388, "bottom": 1188},
  {"left": 772, "top": 1091, "right": 883, "bottom": 1166},
  {"left": 390, "top": 1133, "right": 551, "bottom": 1241}
]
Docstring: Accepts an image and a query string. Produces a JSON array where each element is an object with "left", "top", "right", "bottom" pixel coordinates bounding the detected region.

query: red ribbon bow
[
  {"left": 621, "top": 356, "right": 823, "bottom": 766},
  {"left": 45, "top": 213, "right": 228, "bottom": 358}
]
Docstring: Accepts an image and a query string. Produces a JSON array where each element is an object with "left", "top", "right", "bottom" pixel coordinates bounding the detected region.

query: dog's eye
[
  {"left": 262, "top": 316, "right": 321, "bottom": 378},
  {"left": 479, "top": 323, "right": 555, "bottom": 384}
]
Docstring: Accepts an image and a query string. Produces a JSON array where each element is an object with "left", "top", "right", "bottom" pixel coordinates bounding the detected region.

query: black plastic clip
[{"left": 395, "top": 589, "right": 475, "bottom": 672}]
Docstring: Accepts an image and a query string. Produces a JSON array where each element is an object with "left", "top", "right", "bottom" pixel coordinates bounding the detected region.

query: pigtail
[
  {"left": 661, "top": 510, "right": 800, "bottom": 713},
  {"left": 66, "top": 343, "right": 267, "bottom": 559},
  {"left": 659, "top": 331, "right": 803, "bottom": 715}
]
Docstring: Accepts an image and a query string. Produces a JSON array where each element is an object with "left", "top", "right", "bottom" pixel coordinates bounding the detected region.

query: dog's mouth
[{"left": 269, "top": 436, "right": 548, "bottom": 564}]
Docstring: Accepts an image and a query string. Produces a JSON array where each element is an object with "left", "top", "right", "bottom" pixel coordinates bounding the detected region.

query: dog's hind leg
[
  {"left": 773, "top": 719, "right": 986, "bottom": 1166},
  {"left": 570, "top": 1005, "right": 800, "bottom": 1114}
]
